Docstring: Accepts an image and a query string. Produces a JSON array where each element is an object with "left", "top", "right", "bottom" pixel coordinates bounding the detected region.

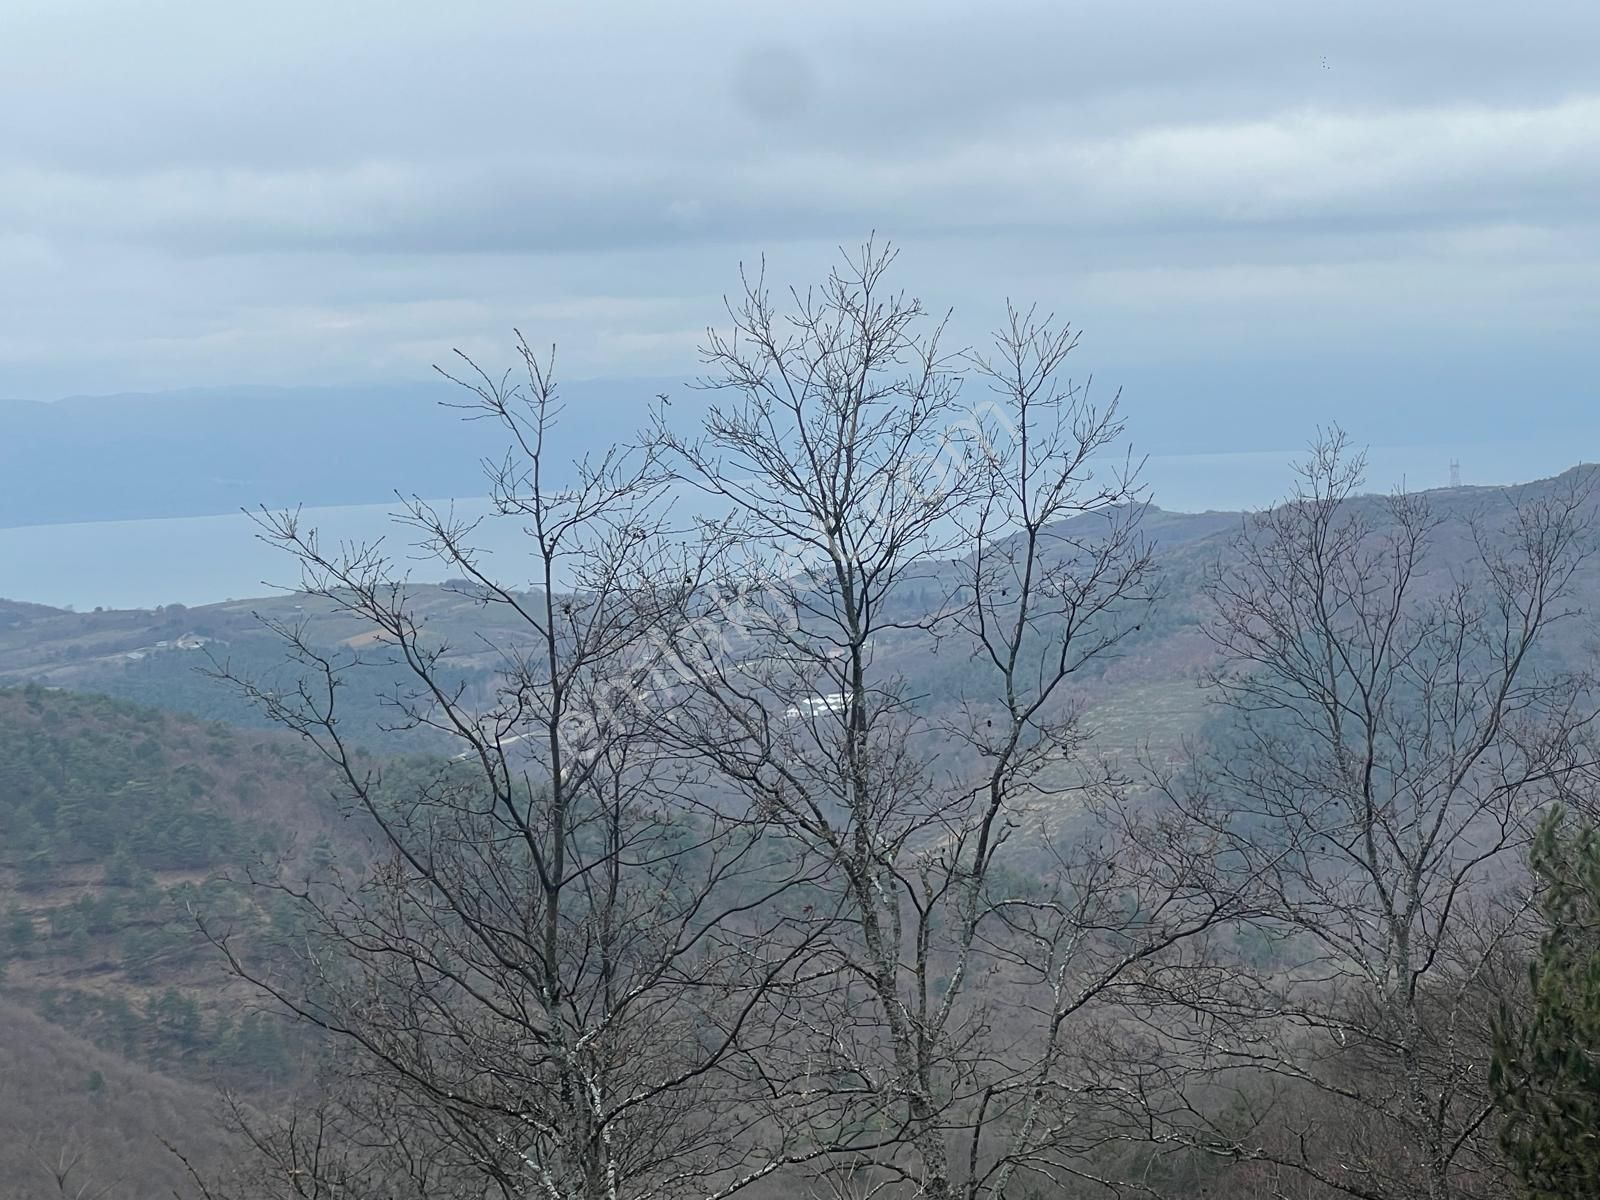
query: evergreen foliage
[{"left": 1492, "top": 805, "right": 1600, "bottom": 1198}]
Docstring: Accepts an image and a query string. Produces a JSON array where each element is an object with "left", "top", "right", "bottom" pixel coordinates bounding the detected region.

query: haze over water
[{"left": 2, "top": 438, "right": 1573, "bottom": 611}]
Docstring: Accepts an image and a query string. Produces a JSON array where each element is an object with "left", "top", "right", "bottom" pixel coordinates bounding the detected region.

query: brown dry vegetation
[{"left": 0, "top": 997, "right": 234, "bottom": 1199}]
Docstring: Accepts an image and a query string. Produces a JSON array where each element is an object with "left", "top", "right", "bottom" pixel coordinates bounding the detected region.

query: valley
[{"left": 3, "top": 465, "right": 1597, "bottom": 1198}]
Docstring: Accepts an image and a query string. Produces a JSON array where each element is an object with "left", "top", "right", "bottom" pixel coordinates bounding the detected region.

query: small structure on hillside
[{"left": 783, "top": 692, "right": 847, "bottom": 720}]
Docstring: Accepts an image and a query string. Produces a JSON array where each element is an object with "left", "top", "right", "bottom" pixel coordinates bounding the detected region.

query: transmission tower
[{"left": 1449, "top": 459, "right": 1461, "bottom": 488}]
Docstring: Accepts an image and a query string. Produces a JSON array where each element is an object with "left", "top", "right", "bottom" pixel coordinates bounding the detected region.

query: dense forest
[{"left": 0, "top": 686, "right": 370, "bottom": 1195}]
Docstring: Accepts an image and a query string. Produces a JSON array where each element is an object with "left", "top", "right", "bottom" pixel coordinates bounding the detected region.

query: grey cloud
[
  {"left": 0, "top": 0, "right": 1595, "bottom": 484},
  {"left": 5, "top": 94, "right": 1594, "bottom": 262}
]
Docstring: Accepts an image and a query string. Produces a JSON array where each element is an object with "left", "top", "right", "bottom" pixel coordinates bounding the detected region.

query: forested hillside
[
  {"left": 2, "top": 457, "right": 1598, "bottom": 1199},
  {"left": 0, "top": 998, "right": 230, "bottom": 1200},
  {"left": 9, "top": 469, "right": 1595, "bottom": 771},
  {"left": 0, "top": 687, "right": 374, "bottom": 1195}
]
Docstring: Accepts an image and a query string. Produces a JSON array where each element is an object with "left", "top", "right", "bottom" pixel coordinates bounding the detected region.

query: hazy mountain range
[{"left": 0, "top": 378, "right": 676, "bottom": 530}]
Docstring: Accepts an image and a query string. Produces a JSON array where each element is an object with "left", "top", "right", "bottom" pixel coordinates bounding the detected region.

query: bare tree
[
  {"left": 209, "top": 339, "right": 831, "bottom": 1200},
  {"left": 22, "top": 1135, "right": 118, "bottom": 1200},
  {"left": 652, "top": 245, "right": 1238, "bottom": 1198},
  {"left": 207, "top": 244, "right": 1301, "bottom": 1200},
  {"left": 1149, "top": 434, "right": 1600, "bottom": 1200}
]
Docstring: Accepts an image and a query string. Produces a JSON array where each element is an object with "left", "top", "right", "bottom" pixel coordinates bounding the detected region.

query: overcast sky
[{"left": 2, "top": 0, "right": 1596, "bottom": 474}]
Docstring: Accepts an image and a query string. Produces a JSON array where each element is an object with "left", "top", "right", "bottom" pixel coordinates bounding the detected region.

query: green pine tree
[{"left": 1491, "top": 805, "right": 1600, "bottom": 1198}]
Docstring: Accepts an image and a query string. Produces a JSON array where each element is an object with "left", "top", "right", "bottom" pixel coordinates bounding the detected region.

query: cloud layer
[{"left": 0, "top": 0, "right": 1595, "bottom": 471}]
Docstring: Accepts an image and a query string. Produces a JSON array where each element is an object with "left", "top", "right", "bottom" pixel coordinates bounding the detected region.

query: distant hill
[
  {"left": 0, "top": 597, "right": 63, "bottom": 629},
  {"left": 7, "top": 467, "right": 1594, "bottom": 766},
  {"left": 0, "top": 376, "right": 676, "bottom": 529},
  {"left": 0, "top": 585, "right": 515, "bottom": 752}
]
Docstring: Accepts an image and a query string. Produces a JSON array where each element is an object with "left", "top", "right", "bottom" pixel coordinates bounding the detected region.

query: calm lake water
[{"left": 0, "top": 443, "right": 1576, "bottom": 611}]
